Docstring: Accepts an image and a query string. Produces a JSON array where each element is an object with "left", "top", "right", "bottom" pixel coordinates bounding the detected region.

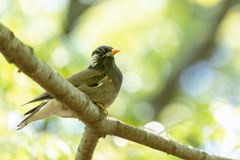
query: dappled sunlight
[
  {"left": 147, "top": 18, "right": 182, "bottom": 57},
  {"left": 158, "top": 98, "right": 196, "bottom": 128},
  {"left": 194, "top": 0, "right": 221, "bottom": 7},
  {"left": 179, "top": 61, "right": 231, "bottom": 103},
  {"left": 113, "top": 137, "right": 127, "bottom": 147},
  {"left": 13, "top": 68, "right": 28, "bottom": 85},
  {"left": 122, "top": 72, "right": 142, "bottom": 93},
  {"left": 108, "top": 98, "right": 126, "bottom": 117},
  {"left": 208, "top": 46, "right": 235, "bottom": 68},
  {"left": 56, "top": 140, "right": 72, "bottom": 156},
  {"left": 45, "top": 141, "right": 59, "bottom": 159},
  {"left": 70, "top": 17, "right": 99, "bottom": 54},
  {"left": 57, "top": 118, "right": 85, "bottom": 135},
  {"left": 137, "top": 0, "right": 167, "bottom": 12},
  {"left": 133, "top": 102, "right": 154, "bottom": 121},
  {"left": 180, "top": 61, "right": 216, "bottom": 97},
  {"left": 1, "top": 0, "right": 240, "bottom": 159},
  {"left": 34, "top": 0, "right": 68, "bottom": 14},
  {"left": 218, "top": 11, "right": 240, "bottom": 48},
  {"left": 20, "top": 0, "right": 41, "bottom": 17},
  {"left": 144, "top": 121, "right": 166, "bottom": 136},
  {"left": 209, "top": 99, "right": 235, "bottom": 129},
  {"left": 52, "top": 46, "right": 70, "bottom": 68},
  {"left": 8, "top": 112, "right": 22, "bottom": 131},
  {"left": 93, "top": 151, "right": 105, "bottom": 160},
  {"left": 0, "top": 0, "right": 10, "bottom": 16}
]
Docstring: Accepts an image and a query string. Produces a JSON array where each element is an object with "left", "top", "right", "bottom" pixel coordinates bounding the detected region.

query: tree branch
[
  {"left": 0, "top": 22, "right": 104, "bottom": 125},
  {"left": 0, "top": 23, "right": 234, "bottom": 160},
  {"left": 75, "top": 127, "right": 99, "bottom": 160},
  {"left": 107, "top": 118, "right": 233, "bottom": 160}
]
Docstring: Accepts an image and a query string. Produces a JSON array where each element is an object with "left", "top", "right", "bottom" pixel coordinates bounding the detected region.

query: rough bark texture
[
  {"left": 0, "top": 23, "right": 104, "bottom": 124},
  {"left": 0, "top": 23, "right": 234, "bottom": 160},
  {"left": 108, "top": 119, "right": 233, "bottom": 160},
  {"left": 75, "top": 128, "right": 99, "bottom": 160}
]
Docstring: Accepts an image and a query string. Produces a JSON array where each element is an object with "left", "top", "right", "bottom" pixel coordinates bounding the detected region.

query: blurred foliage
[{"left": 1, "top": 0, "right": 240, "bottom": 159}]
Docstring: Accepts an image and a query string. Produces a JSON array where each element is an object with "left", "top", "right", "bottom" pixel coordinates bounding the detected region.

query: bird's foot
[{"left": 96, "top": 103, "right": 110, "bottom": 116}]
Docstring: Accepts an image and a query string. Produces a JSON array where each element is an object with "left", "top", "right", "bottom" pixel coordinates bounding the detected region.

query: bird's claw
[{"left": 96, "top": 103, "right": 110, "bottom": 116}]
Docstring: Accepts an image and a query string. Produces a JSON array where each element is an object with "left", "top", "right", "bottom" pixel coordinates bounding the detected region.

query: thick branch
[
  {"left": 75, "top": 128, "right": 99, "bottom": 160},
  {"left": 0, "top": 23, "right": 105, "bottom": 125},
  {"left": 104, "top": 118, "right": 233, "bottom": 160},
  {"left": 0, "top": 23, "right": 234, "bottom": 160},
  {"left": 0, "top": 22, "right": 104, "bottom": 159}
]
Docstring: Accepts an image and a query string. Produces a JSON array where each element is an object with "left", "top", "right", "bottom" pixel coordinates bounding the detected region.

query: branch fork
[{"left": 0, "top": 23, "right": 233, "bottom": 160}]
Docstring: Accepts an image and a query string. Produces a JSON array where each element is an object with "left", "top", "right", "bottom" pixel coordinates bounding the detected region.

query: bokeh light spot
[
  {"left": 113, "top": 137, "right": 127, "bottom": 147},
  {"left": 20, "top": 0, "right": 40, "bottom": 17},
  {"left": 13, "top": 68, "right": 28, "bottom": 85},
  {"left": 56, "top": 140, "right": 72, "bottom": 156},
  {"left": 158, "top": 98, "right": 196, "bottom": 127},
  {"left": 137, "top": 0, "right": 167, "bottom": 12},
  {"left": 133, "top": 102, "right": 154, "bottom": 121},
  {"left": 179, "top": 61, "right": 215, "bottom": 97},
  {"left": 209, "top": 99, "right": 233, "bottom": 128},
  {"left": 71, "top": 17, "right": 98, "bottom": 54},
  {"left": 45, "top": 141, "right": 59, "bottom": 159},
  {"left": 218, "top": 12, "right": 240, "bottom": 48},
  {"left": 108, "top": 98, "right": 126, "bottom": 116},
  {"left": 148, "top": 18, "right": 181, "bottom": 57},
  {"left": 208, "top": 46, "right": 234, "bottom": 68},
  {"left": 8, "top": 112, "right": 23, "bottom": 131},
  {"left": 194, "top": 0, "right": 221, "bottom": 7},
  {"left": 0, "top": 0, "right": 11, "bottom": 16},
  {"left": 144, "top": 121, "right": 166, "bottom": 136},
  {"left": 39, "top": 0, "right": 68, "bottom": 13},
  {"left": 122, "top": 72, "right": 142, "bottom": 93},
  {"left": 93, "top": 151, "right": 105, "bottom": 160},
  {"left": 52, "top": 47, "right": 70, "bottom": 68}
]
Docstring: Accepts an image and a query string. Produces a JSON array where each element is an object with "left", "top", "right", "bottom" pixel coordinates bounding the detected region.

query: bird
[{"left": 17, "top": 45, "right": 123, "bottom": 130}]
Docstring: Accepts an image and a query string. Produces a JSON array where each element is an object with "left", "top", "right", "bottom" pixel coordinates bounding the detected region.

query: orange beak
[{"left": 111, "top": 49, "right": 120, "bottom": 55}]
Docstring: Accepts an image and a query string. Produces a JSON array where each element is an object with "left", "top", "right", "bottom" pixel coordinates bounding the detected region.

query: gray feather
[
  {"left": 17, "top": 45, "right": 123, "bottom": 130},
  {"left": 21, "top": 68, "right": 106, "bottom": 106},
  {"left": 17, "top": 100, "right": 49, "bottom": 130}
]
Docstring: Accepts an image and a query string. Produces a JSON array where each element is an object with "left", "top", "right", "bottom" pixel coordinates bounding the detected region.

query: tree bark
[
  {"left": 75, "top": 128, "right": 99, "bottom": 160},
  {"left": 0, "top": 23, "right": 234, "bottom": 160}
]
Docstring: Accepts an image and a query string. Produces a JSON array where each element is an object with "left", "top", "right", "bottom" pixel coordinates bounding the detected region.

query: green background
[{"left": 0, "top": 0, "right": 240, "bottom": 159}]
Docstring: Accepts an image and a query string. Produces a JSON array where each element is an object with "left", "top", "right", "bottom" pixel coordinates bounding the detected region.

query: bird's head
[{"left": 90, "top": 45, "right": 120, "bottom": 68}]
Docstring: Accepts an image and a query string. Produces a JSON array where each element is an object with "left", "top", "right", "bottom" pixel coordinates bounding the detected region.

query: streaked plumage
[{"left": 17, "top": 45, "right": 123, "bottom": 130}]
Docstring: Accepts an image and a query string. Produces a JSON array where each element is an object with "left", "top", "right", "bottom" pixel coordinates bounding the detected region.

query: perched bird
[{"left": 17, "top": 45, "right": 123, "bottom": 130}]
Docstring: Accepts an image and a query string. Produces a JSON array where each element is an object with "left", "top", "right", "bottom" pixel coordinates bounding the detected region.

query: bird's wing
[
  {"left": 21, "top": 92, "right": 53, "bottom": 106},
  {"left": 22, "top": 68, "right": 106, "bottom": 106},
  {"left": 24, "top": 100, "right": 49, "bottom": 116},
  {"left": 67, "top": 68, "right": 106, "bottom": 87}
]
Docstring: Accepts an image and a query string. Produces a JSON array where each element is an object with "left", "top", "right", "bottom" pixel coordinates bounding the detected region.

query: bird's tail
[{"left": 17, "top": 100, "right": 49, "bottom": 130}]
